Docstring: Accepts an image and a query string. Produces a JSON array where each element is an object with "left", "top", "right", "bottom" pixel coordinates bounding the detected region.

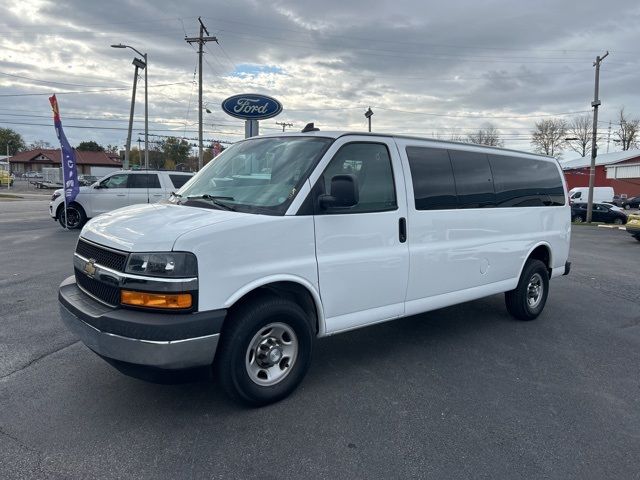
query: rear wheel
[
  {"left": 58, "top": 204, "right": 86, "bottom": 229},
  {"left": 505, "top": 259, "right": 549, "bottom": 321},
  {"left": 624, "top": 204, "right": 630, "bottom": 210},
  {"left": 215, "top": 295, "right": 313, "bottom": 407},
  {"left": 613, "top": 218, "right": 624, "bottom": 225}
]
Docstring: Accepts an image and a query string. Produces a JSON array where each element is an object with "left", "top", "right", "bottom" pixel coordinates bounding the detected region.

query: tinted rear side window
[
  {"left": 489, "top": 155, "right": 565, "bottom": 207},
  {"left": 406, "top": 147, "right": 457, "bottom": 210},
  {"left": 448, "top": 150, "right": 495, "bottom": 208},
  {"left": 169, "top": 174, "right": 192, "bottom": 189},
  {"left": 129, "top": 174, "right": 161, "bottom": 189}
]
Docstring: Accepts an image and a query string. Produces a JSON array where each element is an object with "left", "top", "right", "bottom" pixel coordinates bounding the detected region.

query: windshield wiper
[{"left": 186, "top": 194, "right": 236, "bottom": 211}]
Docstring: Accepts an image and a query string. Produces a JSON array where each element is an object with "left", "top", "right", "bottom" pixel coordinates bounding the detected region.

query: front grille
[
  {"left": 75, "top": 268, "right": 120, "bottom": 306},
  {"left": 76, "top": 239, "right": 128, "bottom": 272}
]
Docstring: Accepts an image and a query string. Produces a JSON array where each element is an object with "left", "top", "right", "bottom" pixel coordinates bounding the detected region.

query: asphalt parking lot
[{"left": 1, "top": 199, "right": 639, "bottom": 480}]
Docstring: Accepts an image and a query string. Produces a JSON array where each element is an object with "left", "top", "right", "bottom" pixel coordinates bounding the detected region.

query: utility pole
[
  {"left": 124, "top": 59, "right": 144, "bottom": 170},
  {"left": 586, "top": 51, "right": 608, "bottom": 223},
  {"left": 276, "top": 122, "right": 293, "bottom": 132},
  {"left": 606, "top": 120, "right": 611, "bottom": 153},
  {"left": 185, "top": 17, "right": 218, "bottom": 171}
]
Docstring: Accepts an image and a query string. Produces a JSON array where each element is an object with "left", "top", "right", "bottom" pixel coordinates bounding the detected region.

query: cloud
[{"left": 0, "top": 0, "right": 639, "bottom": 156}]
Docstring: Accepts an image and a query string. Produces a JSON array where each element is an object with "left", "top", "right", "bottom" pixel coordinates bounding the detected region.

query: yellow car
[
  {"left": 626, "top": 213, "right": 640, "bottom": 242},
  {"left": 0, "top": 170, "right": 13, "bottom": 187}
]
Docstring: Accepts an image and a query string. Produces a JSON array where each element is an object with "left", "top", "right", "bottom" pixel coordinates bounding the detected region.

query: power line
[
  {"left": 0, "top": 71, "right": 126, "bottom": 88},
  {"left": 0, "top": 81, "right": 192, "bottom": 97}
]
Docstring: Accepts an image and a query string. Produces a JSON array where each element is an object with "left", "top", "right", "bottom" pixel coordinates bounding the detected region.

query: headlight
[
  {"left": 51, "top": 191, "right": 61, "bottom": 201},
  {"left": 125, "top": 252, "right": 197, "bottom": 277}
]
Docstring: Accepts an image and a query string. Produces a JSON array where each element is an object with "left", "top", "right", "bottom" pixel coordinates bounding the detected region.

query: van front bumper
[{"left": 58, "top": 276, "right": 225, "bottom": 371}]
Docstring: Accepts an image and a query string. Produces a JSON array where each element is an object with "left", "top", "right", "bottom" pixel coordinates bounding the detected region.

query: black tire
[
  {"left": 215, "top": 295, "right": 313, "bottom": 407},
  {"left": 58, "top": 203, "right": 86, "bottom": 229},
  {"left": 624, "top": 204, "right": 630, "bottom": 210},
  {"left": 505, "top": 259, "right": 549, "bottom": 321},
  {"left": 572, "top": 215, "right": 584, "bottom": 223},
  {"left": 613, "top": 218, "right": 624, "bottom": 225}
]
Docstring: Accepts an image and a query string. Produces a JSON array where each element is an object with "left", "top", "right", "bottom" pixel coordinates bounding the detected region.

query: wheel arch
[
  {"left": 55, "top": 200, "right": 87, "bottom": 220},
  {"left": 518, "top": 242, "right": 553, "bottom": 279},
  {"left": 223, "top": 275, "right": 326, "bottom": 336}
]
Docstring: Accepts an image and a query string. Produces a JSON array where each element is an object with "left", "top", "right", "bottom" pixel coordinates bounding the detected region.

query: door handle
[
  {"left": 399, "top": 217, "right": 407, "bottom": 243},
  {"left": 152, "top": 194, "right": 162, "bottom": 197},
  {"left": 116, "top": 194, "right": 126, "bottom": 197}
]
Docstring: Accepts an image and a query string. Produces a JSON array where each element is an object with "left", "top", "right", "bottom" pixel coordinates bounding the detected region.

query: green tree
[
  {"left": 0, "top": 128, "right": 27, "bottom": 155},
  {"left": 77, "top": 140, "right": 105, "bottom": 152},
  {"left": 160, "top": 137, "right": 191, "bottom": 169}
]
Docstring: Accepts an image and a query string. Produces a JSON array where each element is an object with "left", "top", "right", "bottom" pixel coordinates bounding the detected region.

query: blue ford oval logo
[{"left": 221, "top": 94, "right": 283, "bottom": 120}]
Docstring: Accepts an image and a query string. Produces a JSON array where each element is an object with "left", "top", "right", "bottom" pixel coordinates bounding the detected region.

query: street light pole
[
  {"left": 111, "top": 44, "right": 149, "bottom": 169},
  {"left": 124, "top": 61, "right": 140, "bottom": 170}
]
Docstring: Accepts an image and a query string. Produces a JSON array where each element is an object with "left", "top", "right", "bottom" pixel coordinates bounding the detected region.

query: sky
[{"left": 1, "top": 0, "right": 639, "bottom": 159}]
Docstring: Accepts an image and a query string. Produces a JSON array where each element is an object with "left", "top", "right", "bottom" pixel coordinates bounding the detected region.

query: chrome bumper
[{"left": 58, "top": 276, "right": 224, "bottom": 370}]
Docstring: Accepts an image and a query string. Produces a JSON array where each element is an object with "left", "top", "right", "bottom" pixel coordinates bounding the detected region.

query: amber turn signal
[{"left": 120, "top": 290, "right": 192, "bottom": 309}]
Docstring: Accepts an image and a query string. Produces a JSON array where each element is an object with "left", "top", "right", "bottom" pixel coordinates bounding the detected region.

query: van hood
[{"left": 80, "top": 203, "right": 243, "bottom": 252}]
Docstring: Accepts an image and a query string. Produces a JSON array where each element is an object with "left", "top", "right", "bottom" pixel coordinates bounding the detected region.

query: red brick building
[
  {"left": 9, "top": 149, "right": 122, "bottom": 175},
  {"left": 561, "top": 150, "right": 640, "bottom": 197}
]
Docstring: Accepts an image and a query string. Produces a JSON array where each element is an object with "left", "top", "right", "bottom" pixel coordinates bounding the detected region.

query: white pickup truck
[{"left": 49, "top": 170, "right": 193, "bottom": 229}]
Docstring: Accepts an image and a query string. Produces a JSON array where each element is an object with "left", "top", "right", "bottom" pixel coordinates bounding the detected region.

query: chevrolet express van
[{"left": 58, "top": 130, "right": 571, "bottom": 406}]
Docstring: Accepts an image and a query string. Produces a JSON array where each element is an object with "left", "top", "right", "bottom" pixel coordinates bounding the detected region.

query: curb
[{"left": 596, "top": 224, "right": 626, "bottom": 230}]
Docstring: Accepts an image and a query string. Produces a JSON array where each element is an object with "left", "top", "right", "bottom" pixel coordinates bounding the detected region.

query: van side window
[
  {"left": 318, "top": 142, "right": 396, "bottom": 213},
  {"left": 489, "top": 155, "right": 565, "bottom": 207},
  {"left": 406, "top": 147, "right": 457, "bottom": 210},
  {"left": 448, "top": 150, "right": 495, "bottom": 208}
]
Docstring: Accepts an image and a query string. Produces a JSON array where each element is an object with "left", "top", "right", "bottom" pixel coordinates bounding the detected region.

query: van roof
[{"left": 258, "top": 130, "right": 554, "bottom": 160}]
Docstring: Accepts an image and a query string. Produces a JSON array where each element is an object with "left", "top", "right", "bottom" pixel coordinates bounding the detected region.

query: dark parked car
[
  {"left": 571, "top": 202, "right": 627, "bottom": 224},
  {"left": 621, "top": 196, "right": 640, "bottom": 210}
]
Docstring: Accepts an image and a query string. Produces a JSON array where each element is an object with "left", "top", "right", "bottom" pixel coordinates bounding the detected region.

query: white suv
[{"left": 49, "top": 170, "right": 193, "bottom": 228}]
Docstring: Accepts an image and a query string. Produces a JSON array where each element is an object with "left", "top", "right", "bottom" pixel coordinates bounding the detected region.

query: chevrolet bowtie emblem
[{"left": 83, "top": 258, "right": 97, "bottom": 277}]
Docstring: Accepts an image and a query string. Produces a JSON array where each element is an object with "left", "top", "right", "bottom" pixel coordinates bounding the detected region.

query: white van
[
  {"left": 58, "top": 131, "right": 571, "bottom": 406},
  {"left": 568, "top": 186, "right": 614, "bottom": 204}
]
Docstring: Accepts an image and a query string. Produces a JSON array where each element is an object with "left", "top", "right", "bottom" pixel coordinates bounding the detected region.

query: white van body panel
[
  {"left": 394, "top": 138, "right": 571, "bottom": 310},
  {"left": 568, "top": 186, "right": 614, "bottom": 203},
  {"left": 82, "top": 203, "right": 242, "bottom": 252},
  {"left": 307, "top": 135, "right": 410, "bottom": 334},
  {"left": 173, "top": 215, "right": 319, "bottom": 316}
]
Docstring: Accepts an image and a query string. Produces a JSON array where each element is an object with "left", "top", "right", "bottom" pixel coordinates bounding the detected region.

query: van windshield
[{"left": 176, "top": 136, "right": 332, "bottom": 215}]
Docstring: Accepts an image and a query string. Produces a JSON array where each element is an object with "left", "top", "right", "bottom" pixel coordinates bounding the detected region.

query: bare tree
[
  {"left": 566, "top": 115, "right": 592, "bottom": 157},
  {"left": 614, "top": 108, "right": 639, "bottom": 151},
  {"left": 466, "top": 124, "right": 503, "bottom": 147},
  {"left": 28, "top": 139, "right": 53, "bottom": 150},
  {"left": 531, "top": 118, "right": 567, "bottom": 157}
]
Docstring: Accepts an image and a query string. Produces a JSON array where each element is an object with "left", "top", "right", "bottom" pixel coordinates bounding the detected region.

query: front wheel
[
  {"left": 215, "top": 296, "right": 313, "bottom": 407},
  {"left": 572, "top": 215, "right": 584, "bottom": 223},
  {"left": 613, "top": 218, "right": 624, "bottom": 225},
  {"left": 505, "top": 259, "right": 549, "bottom": 321},
  {"left": 58, "top": 204, "right": 86, "bottom": 229}
]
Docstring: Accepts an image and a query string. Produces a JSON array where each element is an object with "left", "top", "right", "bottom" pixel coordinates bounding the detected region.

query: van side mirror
[{"left": 319, "top": 174, "right": 359, "bottom": 210}]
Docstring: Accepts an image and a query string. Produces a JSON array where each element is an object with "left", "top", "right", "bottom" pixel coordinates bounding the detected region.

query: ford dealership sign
[{"left": 221, "top": 94, "right": 282, "bottom": 120}]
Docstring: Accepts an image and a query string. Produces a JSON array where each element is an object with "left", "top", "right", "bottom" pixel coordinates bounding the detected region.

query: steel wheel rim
[
  {"left": 526, "top": 273, "right": 543, "bottom": 308},
  {"left": 574, "top": 216, "right": 583, "bottom": 223},
  {"left": 245, "top": 322, "right": 298, "bottom": 386}
]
